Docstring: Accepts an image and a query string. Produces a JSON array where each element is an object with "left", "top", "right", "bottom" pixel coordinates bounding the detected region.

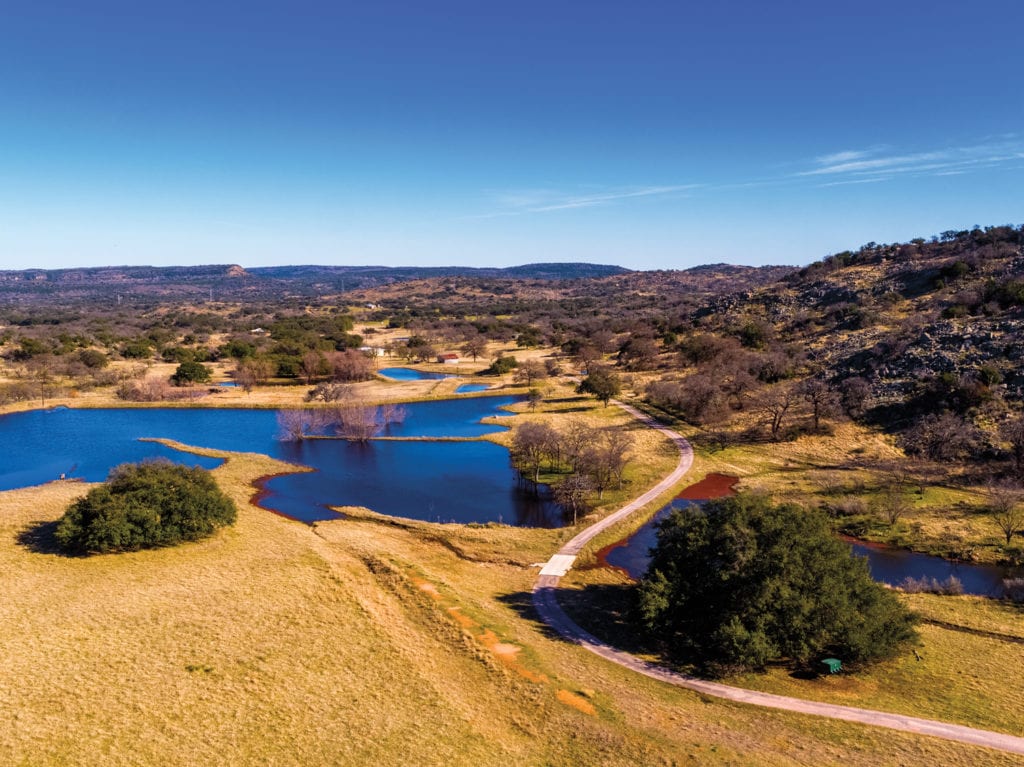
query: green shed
[{"left": 820, "top": 658, "right": 842, "bottom": 674}]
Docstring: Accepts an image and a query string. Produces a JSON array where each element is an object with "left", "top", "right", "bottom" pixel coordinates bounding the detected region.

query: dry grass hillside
[{"left": 1, "top": 439, "right": 1021, "bottom": 766}]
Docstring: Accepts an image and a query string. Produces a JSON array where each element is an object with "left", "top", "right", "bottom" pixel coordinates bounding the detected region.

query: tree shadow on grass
[
  {"left": 495, "top": 590, "right": 564, "bottom": 642},
  {"left": 15, "top": 520, "right": 79, "bottom": 557},
  {"left": 498, "top": 582, "right": 656, "bottom": 655}
]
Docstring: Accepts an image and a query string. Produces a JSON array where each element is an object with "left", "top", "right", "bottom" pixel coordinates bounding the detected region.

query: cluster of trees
[
  {"left": 510, "top": 419, "right": 634, "bottom": 522},
  {"left": 637, "top": 494, "right": 919, "bottom": 675},
  {"left": 55, "top": 460, "right": 236, "bottom": 554}
]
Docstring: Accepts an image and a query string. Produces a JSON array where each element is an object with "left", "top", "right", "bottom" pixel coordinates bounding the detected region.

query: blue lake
[
  {"left": 0, "top": 397, "right": 562, "bottom": 528},
  {"left": 379, "top": 367, "right": 452, "bottom": 381},
  {"left": 604, "top": 499, "right": 1020, "bottom": 597}
]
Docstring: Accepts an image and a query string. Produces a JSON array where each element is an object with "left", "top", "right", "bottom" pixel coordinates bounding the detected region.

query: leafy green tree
[
  {"left": 171, "top": 361, "right": 212, "bottom": 386},
  {"left": 637, "top": 494, "right": 918, "bottom": 675},
  {"left": 121, "top": 339, "right": 153, "bottom": 359},
  {"left": 55, "top": 461, "right": 236, "bottom": 554},
  {"left": 483, "top": 354, "right": 518, "bottom": 376},
  {"left": 78, "top": 349, "right": 108, "bottom": 369},
  {"left": 576, "top": 365, "right": 621, "bottom": 406}
]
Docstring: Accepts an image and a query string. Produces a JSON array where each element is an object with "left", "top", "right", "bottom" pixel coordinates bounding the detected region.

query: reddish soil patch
[
  {"left": 593, "top": 542, "right": 635, "bottom": 578},
  {"left": 556, "top": 689, "right": 596, "bottom": 716},
  {"left": 674, "top": 472, "right": 739, "bottom": 501},
  {"left": 595, "top": 473, "right": 739, "bottom": 573},
  {"left": 250, "top": 474, "right": 295, "bottom": 520}
]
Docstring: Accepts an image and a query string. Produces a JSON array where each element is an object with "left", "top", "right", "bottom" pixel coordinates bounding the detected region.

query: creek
[{"left": 600, "top": 474, "right": 1020, "bottom": 597}]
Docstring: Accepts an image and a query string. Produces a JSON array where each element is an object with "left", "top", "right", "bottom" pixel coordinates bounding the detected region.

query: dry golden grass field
[{"left": 0, "top": 371, "right": 1021, "bottom": 765}]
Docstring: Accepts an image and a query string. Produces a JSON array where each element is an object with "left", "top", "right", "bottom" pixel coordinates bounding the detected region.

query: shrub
[
  {"left": 1003, "top": 578, "right": 1024, "bottom": 603},
  {"left": 54, "top": 460, "right": 236, "bottom": 554},
  {"left": 482, "top": 354, "right": 518, "bottom": 376},
  {"left": 899, "top": 576, "right": 964, "bottom": 596},
  {"left": 170, "top": 361, "right": 212, "bottom": 386}
]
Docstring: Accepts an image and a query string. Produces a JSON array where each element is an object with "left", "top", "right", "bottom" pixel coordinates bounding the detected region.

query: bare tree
[
  {"left": 839, "top": 377, "right": 872, "bottom": 419},
  {"left": 234, "top": 365, "right": 256, "bottom": 394},
  {"left": 580, "top": 428, "right": 633, "bottom": 498},
  {"left": 556, "top": 419, "right": 590, "bottom": 472},
  {"left": 554, "top": 473, "right": 595, "bottom": 525},
  {"left": 799, "top": 378, "right": 840, "bottom": 432},
  {"left": 514, "top": 359, "right": 547, "bottom": 388},
  {"left": 461, "top": 334, "right": 487, "bottom": 362},
  {"left": 900, "top": 412, "right": 984, "bottom": 462},
  {"left": 999, "top": 416, "right": 1024, "bottom": 478},
  {"left": 276, "top": 410, "right": 324, "bottom": 441},
  {"left": 242, "top": 357, "right": 275, "bottom": 386},
  {"left": 328, "top": 349, "right": 374, "bottom": 382},
  {"left": 332, "top": 404, "right": 381, "bottom": 441},
  {"left": 617, "top": 336, "right": 660, "bottom": 371},
  {"left": 876, "top": 483, "right": 913, "bottom": 526},
  {"left": 987, "top": 481, "right": 1024, "bottom": 545},
  {"left": 573, "top": 343, "right": 601, "bottom": 374},
  {"left": 301, "top": 350, "right": 324, "bottom": 385},
  {"left": 511, "top": 421, "right": 559, "bottom": 485},
  {"left": 754, "top": 384, "right": 799, "bottom": 441}
]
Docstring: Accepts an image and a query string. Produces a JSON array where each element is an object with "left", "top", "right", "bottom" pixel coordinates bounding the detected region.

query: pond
[
  {"left": 379, "top": 367, "right": 452, "bottom": 381},
  {"left": 455, "top": 383, "right": 491, "bottom": 394},
  {"left": 0, "top": 397, "right": 563, "bottom": 528},
  {"left": 846, "top": 539, "right": 1015, "bottom": 598},
  {"left": 601, "top": 474, "right": 1021, "bottom": 597}
]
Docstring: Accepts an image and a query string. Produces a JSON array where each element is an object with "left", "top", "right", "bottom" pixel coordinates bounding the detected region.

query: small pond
[
  {"left": 0, "top": 397, "right": 562, "bottom": 528},
  {"left": 379, "top": 367, "right": 452, "bottom": 381},
  {"left": 455, "top": 383, "right": 490, "bottom": 394},
  {"left": 602, "top": 475, "right": 1021, "bottom": 597},
  {"left": 217, "top": 381, "right": 239, "bottom": 388}
]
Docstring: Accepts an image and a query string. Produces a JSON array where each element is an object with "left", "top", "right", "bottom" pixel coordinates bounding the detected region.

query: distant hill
[{"left": 0, "top": 262, "right": 630, "bottom": 304}]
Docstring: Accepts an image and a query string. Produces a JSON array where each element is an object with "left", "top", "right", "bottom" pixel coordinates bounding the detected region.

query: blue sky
[{"left": 1, "top": 1, "right": 1021, "bottom": 270}]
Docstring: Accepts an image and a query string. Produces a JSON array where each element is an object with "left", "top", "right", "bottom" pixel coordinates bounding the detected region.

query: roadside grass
[
  {"left": 3, "top": 445, "right": 1017, "bottom": 763},
  {"left": 729, "top": 593, "right": 1024, "bottom": 736}
]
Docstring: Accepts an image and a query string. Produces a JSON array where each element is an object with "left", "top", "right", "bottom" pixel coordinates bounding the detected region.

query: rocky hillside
[{"left": 735, "top": 226, "right": 1024, "bottom": 405}]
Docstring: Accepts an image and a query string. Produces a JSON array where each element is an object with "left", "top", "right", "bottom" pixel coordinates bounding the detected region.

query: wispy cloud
[
  {"left": 800, "top": 138, "right": 1024, "bottom": 179},
  {"left": 471, "top": 136, "right": 1023, "bottom": 220},
  {"left": 813, "top": 147, "right": 886, "bottom": 166},
  {"left": 478, "top": 184, "right": 699, "bottom": 218},
  {"left": 815, "top": 176, "right": 892, "bottom": 188}
]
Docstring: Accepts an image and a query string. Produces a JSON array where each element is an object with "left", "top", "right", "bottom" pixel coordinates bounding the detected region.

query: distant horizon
[
  {"left": 2, "top": 2, "right": 1021, "bottom": 271},
  {"left": 7, "top": 220, "right": 1024, "bottom": 275},
  {"left": 0, "top": 258, "right": 791, "bottom": 273}
]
